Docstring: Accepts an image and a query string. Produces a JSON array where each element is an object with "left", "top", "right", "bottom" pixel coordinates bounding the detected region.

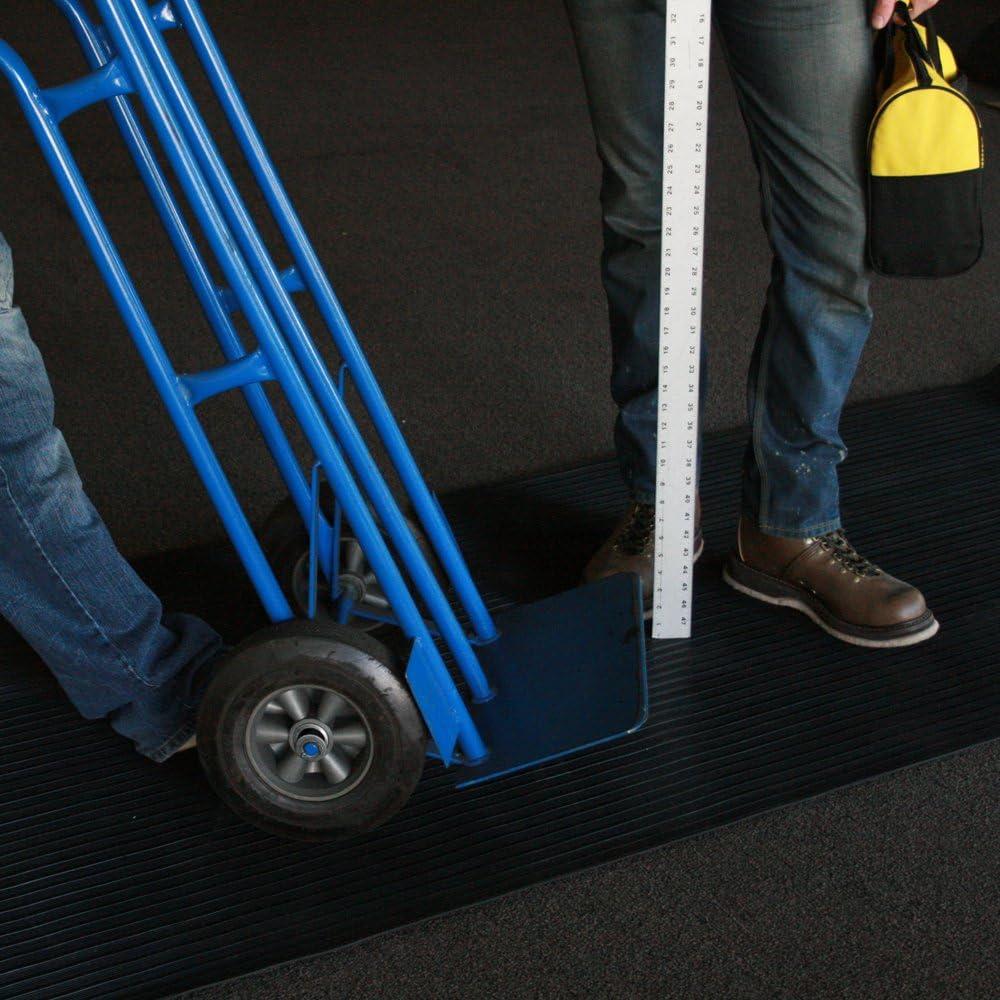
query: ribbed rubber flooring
[{"left": 1, "top": 376, "right": 997, "bottom": 999}]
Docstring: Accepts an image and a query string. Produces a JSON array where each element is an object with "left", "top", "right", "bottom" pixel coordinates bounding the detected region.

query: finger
[{"left": 871, "top": 0, "right": 897, "bottom": 29}]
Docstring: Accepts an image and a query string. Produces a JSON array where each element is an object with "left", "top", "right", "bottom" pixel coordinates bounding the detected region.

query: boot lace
[
  {"left": 614, "top": 503, "right": 656, "bottom": 556},
  {"left": 815, "top": 529, "right": 880, "bottom": 578}
]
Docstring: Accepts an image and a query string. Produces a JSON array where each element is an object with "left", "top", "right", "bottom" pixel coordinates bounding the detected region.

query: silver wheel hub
[
  {"left": 337, "top": 570, "right": 368, "bottom": 603},
  {"left": 245, "top": 684, "right": 374, "bottom": 802},
  {"left": 289, "top": 719, "right": 332, "bottom": 758},
  {"left": 291, "top": 537, "right": 389, "bottom": 629}
]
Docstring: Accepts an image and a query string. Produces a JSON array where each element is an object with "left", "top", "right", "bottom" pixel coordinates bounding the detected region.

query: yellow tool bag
[{"left": 868, "top": 3, "right": 984, "bottom": 277}]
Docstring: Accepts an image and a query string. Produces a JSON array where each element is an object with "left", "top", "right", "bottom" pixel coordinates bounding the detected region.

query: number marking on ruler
[{"left": 652, "top": 1, "right": 711, "bottom": 639}]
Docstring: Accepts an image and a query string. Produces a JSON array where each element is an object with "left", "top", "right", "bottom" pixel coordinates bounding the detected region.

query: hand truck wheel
[
  {"left": 196, "top": 620, "right": 426, "bottom": 839},
  {"left": 260, "top": 496, "right": 442, "bottom": 631}
]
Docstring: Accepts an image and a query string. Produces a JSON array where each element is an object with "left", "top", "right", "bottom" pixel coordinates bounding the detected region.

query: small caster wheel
[
  {"left": 196, "top": 620, "right": 426, "bottom": 839},
  {"left": 260, "top": 496, "right": 441, "bottom": 631}
]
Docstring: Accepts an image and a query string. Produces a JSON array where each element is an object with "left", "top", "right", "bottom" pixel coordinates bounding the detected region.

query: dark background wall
[
  {"left": 0, "top": 0, "right": 996, "bottom": 557},
  {"left": 934, "top": 0, "right": 1000, "bottom": 86}
]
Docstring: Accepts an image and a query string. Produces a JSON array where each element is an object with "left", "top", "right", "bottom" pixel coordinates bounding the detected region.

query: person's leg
[
  {"left": 0, "top": 234, "right": 223, "bottom": 757},
  {"left": 564, "top": 0, "right": 708, "bottom": 504},
  {"left": 713, "top": 0, "right": 875, "bottom": 536},
  {"left": 566, "top": 0, "right": 704, "bottom": 601},
  {"left": 714, "top": 1, "right": 937, "bottom": 646}
]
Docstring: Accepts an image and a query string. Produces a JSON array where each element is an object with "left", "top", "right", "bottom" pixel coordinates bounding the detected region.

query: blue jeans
[
  {"left": 565, "top": 0, "right": 876, "bottom": 537},
  {"left": 0, "top": 234, "right": 222, "bottom": 760}
]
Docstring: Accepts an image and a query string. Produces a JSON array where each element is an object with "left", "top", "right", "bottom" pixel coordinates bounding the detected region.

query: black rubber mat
[{"left": 1, "top": 376, "right": 998, "bottom": 999}]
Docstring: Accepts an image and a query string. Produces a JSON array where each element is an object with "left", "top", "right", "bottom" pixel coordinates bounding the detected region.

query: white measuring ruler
[{"left": 652, "top": 0, "right": 711, "bottom": 639}]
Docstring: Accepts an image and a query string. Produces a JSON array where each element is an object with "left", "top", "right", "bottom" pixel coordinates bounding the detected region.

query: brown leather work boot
[
  {"left": 584, "top": 496, "right": 704, "bottom": 616},
  {"left": 723, "top": 516, "right": 938, "bottom": 648}
]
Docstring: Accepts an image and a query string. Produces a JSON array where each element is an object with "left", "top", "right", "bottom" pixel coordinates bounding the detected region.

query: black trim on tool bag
[{"left": 869, "top": 169, "right": 984, "bottom": 277}]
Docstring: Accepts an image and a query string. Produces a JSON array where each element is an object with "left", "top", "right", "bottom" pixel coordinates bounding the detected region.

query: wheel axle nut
[{"left": 293, "top": 724, "right": 329, "bottom": 759}]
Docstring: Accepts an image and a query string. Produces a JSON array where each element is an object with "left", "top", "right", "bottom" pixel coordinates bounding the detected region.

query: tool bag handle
[{"left": 878, "top": 2, "right": 943, "bottom": 93}]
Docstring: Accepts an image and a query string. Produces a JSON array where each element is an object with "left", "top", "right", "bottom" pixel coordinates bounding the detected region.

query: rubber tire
[
  {"left": 197, "top": 620, "right": 426, "bottom": 839},
  {"left": 260, "top": 495, "right": 441, "bottom": 629}
]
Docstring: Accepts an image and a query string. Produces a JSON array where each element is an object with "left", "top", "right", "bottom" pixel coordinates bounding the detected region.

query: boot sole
[
  {"left": 641, "top": 534, "right": 705, "bottom": 620},
  {"left": 722, "top": 555, "right": 939, "bottom": 649}
]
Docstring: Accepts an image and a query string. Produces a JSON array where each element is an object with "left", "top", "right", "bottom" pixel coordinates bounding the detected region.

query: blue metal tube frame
[
  {"left": 51, "top": 0, "right": 321, "bottom": 561},
  {"left": 1, "top": 4, "right": 491, "bottom": 762},
  {"left": 109, "top": 0, "right": 495, "bottom": 701},
  {"left": 169, "top": 0, "right": 499, "bottom": 647},
  {"left": 89, "top": 0, "right": 489, "bottom": 761},
  {"left": 0, "top": 39, "right": 294, "bottom": 624}
]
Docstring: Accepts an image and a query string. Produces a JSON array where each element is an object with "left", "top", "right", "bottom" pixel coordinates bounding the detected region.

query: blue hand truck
[{"left": 1, "top": 0, "right": 648, "bottom": 837}]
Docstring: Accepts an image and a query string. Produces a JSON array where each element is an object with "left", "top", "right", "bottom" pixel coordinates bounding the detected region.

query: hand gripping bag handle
[{"left": 880, "top": 2, "right": 942, "bottom": 93}]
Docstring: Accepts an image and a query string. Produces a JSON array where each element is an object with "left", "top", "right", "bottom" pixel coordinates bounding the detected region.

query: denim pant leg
[
  {"left": 714, "top": 0, "right": 876, "bottom": 537},
  {"left": 566, "top": 0, "right": 873, "bottom": 531},
  {"left": 0, "top": 235, "right": 222, "bottom": 760},
  {"left": 564, "top": 0, "right": 709, "bottom": 505}
]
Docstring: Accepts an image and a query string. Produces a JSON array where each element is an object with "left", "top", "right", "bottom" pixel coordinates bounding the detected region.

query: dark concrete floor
[{"left": 180, "top": 741, "right": 999, "bottom": 1000}]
